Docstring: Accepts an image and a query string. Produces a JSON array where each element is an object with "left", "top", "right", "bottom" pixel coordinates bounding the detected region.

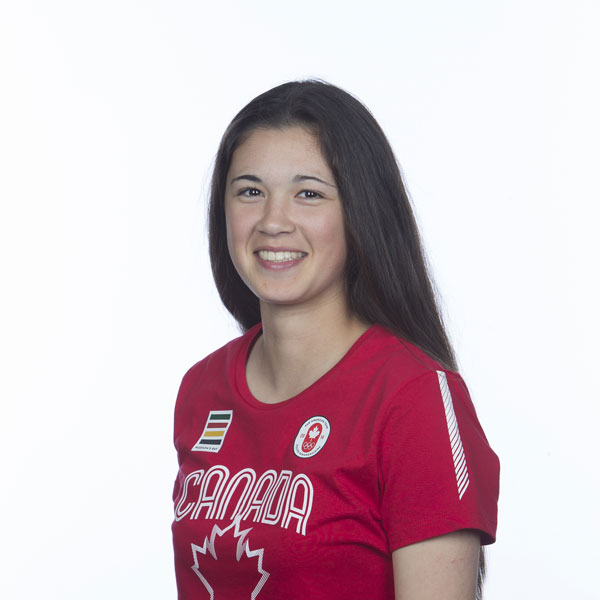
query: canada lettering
[{"left": 174, "top": 465, "right": 313, "bottom": 535}]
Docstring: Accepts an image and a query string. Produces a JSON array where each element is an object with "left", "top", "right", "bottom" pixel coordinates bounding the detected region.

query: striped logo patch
[
  {"left": 437, "top": 371, "right": 470, "bottom": 500},
  {"left": 192, "top": 410, "right": 233, "bottom": 453}
]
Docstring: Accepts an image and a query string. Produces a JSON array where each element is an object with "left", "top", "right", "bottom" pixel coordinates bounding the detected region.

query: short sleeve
[
  {"left": 172, "top": 359, "right": 208, "bottom": 503},
  {"left": 379, "top": 370, "right": 499, "bottom": 550}
]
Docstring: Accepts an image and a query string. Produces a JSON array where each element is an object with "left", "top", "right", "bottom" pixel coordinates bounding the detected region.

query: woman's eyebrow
[
  {"left": 230, "top": 173, "right": 337, "bottom": 188},
  {"left": 230, "top": 174, "right": 262, "bottom": 184},
  {"left": 293, "top": 174, "right": 336, "bottom": 188}
]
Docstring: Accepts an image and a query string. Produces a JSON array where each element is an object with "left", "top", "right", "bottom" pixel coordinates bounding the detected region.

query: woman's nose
[{"left": 257, "top": 197, "right": 295, "bottom": 236}]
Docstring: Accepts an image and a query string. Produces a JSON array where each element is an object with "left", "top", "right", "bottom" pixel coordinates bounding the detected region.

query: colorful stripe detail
[
  {"left": 436, "top": 371, "right": 470, "bottom": 500},
  {"left": 192, "top": 410, "right": 233, "bottom": 453}
]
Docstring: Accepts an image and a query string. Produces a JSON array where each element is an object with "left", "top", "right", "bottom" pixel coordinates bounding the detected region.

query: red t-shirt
[{"left": 172, "top": 324, "right": 499, "bottom": 599}]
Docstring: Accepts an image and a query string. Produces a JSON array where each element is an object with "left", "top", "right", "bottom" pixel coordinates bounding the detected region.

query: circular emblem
[{"left": 293, "top": 416, "right": 331, "bottom": 458}]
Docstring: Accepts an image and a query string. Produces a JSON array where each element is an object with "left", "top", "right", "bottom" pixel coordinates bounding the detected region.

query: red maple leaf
[{"left": 191, "top": 517, "right": 270, "bottom": 599}]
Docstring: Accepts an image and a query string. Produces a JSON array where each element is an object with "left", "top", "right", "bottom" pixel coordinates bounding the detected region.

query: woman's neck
[{"left": 246, "top": 297, "right": 370, "bottom": 404}]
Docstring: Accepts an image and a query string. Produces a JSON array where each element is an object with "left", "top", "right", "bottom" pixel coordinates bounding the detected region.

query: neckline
[{"left": 234, "top": 323, "right": 379, "bottom": 410}]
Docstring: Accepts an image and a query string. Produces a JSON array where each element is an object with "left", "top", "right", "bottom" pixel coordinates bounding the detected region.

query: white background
[{"left": 1, "top": 1, "right": 598, "bottom": 598}]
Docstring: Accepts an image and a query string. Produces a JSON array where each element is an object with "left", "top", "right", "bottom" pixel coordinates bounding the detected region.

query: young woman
[{"left": 172, "top": 80, "right": 499, "bottom": 599}]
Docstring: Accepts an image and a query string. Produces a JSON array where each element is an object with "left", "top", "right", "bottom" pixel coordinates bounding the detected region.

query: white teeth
[{"left": 257, "top": 250, "right": 306, "bottom": 262}]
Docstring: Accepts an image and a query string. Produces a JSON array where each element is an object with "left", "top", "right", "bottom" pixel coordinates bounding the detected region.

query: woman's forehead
[{"left": 227, "top": 126, "right": 335, "bottom": 186}]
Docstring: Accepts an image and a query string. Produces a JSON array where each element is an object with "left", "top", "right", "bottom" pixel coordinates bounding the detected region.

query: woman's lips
[
  {"left": 257, "top": 250, "right": 307, "bottom": 262},
  {"left": 255, "top": 249, "right": 307, "bottom": 270}
]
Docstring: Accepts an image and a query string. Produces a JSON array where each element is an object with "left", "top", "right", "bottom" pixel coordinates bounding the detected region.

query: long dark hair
[
  {"left": 209, "top": 79, "right": 486, "bottom": 598},
  {"left": 209, "top": 79, "right": 456, "bottom": 370}
]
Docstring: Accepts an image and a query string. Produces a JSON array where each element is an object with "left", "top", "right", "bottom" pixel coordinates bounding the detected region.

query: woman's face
[{"left": 224, "top": 126, "right": 348, "bottom": 311}]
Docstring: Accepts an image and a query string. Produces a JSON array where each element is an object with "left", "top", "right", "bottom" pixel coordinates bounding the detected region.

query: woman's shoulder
[
  {"left": 352, "top": 324, "right": 456, "bottom": 388},
  {"left": 176, "top": 324, "right": 260, "bottom": 397},
  {"left": 358, "top": 328, "right": 483, "bottom": 442}
]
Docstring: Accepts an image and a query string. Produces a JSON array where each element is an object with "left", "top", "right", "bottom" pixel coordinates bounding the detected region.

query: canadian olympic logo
[{"left": 293, "top": 416, "right": 331, "bottom": 458}]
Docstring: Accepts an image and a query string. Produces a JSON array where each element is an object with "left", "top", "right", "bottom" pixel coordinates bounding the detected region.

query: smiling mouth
[{"left": 257, "top": 250, "right": 307, "bottom": 262}]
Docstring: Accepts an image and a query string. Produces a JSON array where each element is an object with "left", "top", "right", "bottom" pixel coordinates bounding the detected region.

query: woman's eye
[
  {"left": 298, "top": 190, "right": 322, "bottom": 200},
  {"left": 239, "top": 187, "right": 262, "bottom": 197}
]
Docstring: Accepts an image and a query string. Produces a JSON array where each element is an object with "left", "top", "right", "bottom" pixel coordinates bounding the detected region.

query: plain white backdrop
[{"left": 1, "top": 1, "right": 598, "bottom": 598}]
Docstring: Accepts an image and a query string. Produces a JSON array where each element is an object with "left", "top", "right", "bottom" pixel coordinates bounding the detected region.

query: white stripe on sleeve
[{"left": 437, "top": 370, "right": 470, "bottom": 500}]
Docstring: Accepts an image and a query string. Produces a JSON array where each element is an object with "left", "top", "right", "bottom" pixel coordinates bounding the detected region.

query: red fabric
[{"left": 172, "top": 325, "right": 499, "bottom": 599}]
